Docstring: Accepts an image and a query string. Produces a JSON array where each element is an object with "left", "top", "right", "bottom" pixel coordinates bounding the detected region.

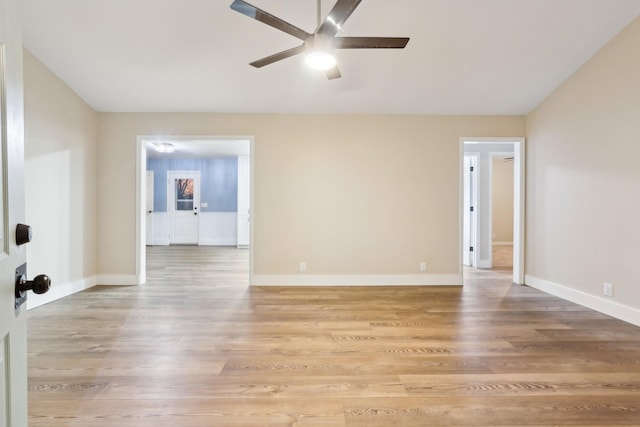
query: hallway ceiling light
[{"left": 153, "top": 142, "right": 175, "bottom": 153}]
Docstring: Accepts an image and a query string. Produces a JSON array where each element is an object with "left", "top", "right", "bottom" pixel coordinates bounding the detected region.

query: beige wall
[
  {"left": 24, "top": 50, "right": 98, "bottom": 305},
  {"left": 492, "top": 157, "right": 514, "bottom": 243},
  {"left": 526, "top": 16, "right": 640, "bottom": 311},
  {"left": 97, "top": 113, "right": 524, "bottom": 281},
  {"left": 20, "top": 13, "right": 640, "bottom": 319}
]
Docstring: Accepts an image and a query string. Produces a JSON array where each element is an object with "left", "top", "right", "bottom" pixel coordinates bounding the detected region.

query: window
[{"left": 175, "top": 178, "right": 194, "bottom": 211}]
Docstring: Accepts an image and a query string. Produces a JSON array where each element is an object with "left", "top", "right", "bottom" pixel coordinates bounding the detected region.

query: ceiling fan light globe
[{"left": 305, "top": 50, "right": 337, "bottom": 71}]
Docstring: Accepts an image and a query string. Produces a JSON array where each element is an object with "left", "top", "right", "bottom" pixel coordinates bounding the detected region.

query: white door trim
[
  {"left": 459, "top": 137, "right": 525, "bottom": 284},
  {"left": 513, "top": 140, "right": 526, "bottom": 284},
  {"left": 463, "top": 153, "right": 479, "bottom": 268},
  {"left": 135, "top": 135, "right": 255, "bottom": 285},
  {"left": 236, "top": 155, "right": 250, "bottom": 248},
  {"left": 146, "top": 170, "right": 154, "bottom": 245}
]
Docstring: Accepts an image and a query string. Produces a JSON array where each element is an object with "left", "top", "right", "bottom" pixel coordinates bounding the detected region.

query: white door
[
  {"left": 237, "top": 155, "right": 250, "bottom": 248},
  {"left": 463, "top": 155, "right": 477, "bottom": 267},
  {"left": 146, "top": 171, "right": 154, "bottom": 245},
  {"left": 167, "top": 171, "right": 200, "bottom": 244},
  {"left": 0, "top": 6, "right": 30, "bottom": 424}
]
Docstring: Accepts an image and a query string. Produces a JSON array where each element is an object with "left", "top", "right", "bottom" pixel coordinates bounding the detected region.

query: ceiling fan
[{"left": 230, "top": 0, "right": 410, "bottom": 79}]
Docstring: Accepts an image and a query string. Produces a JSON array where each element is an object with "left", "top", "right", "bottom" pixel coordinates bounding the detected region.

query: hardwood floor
[
  {"left": 492, "top": 244, "right": 513, "bottom": 268},
  {"left": 28, "top": 246, "right": 640, "bottom": 426}
]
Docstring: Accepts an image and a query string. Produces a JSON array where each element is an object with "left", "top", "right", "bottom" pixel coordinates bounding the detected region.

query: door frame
[
  {"left": 463, "top": 153, "right": 479, "bottom": 268},
  {"left": 236, "top": 155, "right": 250, "bottom": 248},
  {"left": 146, "top": 170, "right": 154, "bottom": 245},
  {"left": 135, "top": 135, "right": 254, "bottom": 285},
  {"left": 459, "top": 137, "right": 525, "bottom": 284}
]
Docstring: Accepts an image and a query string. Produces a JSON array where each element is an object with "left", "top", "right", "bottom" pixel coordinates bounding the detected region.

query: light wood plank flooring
[
  {"left": 28, "top": 246, "right": 640, "bottom": 426},
  {"left": 492, "top": 244, "right": 513, "bottom": 268}
]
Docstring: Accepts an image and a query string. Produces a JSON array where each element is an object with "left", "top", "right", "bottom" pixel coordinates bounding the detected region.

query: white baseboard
[
  {"left": 27, "top": 276, "right": 97, "bottom": 310},
  {"left": 492, "top": 242, "right": 513, "bottom": 246},
  {"left": 96, "top": 274, "right": 140, "bottom": 286},
  {"left": 525, "top": 275, "right": 640, "bottom": 327},
  {"left": 199, "top": 238, "right": 237, "bottom": 246},
  {"left": 252, "top": 274, "right": 462, "bottom": 286}
]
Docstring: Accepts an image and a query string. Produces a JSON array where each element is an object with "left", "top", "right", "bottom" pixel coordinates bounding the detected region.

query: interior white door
[
  {"left": 237, "top": 155, "right": 250, "bottom": 248},
  {"left": 463, "top": 155, "right": 477, "bottom": 267},
  {"left": 0, "top": 7, "right": 30, "bottom": 424},
  {"left": 146, "top": 170, "right": 154, "bottom": 245},
  {"left": 167, "top": 171, "right": 200, "bottom": 244}
]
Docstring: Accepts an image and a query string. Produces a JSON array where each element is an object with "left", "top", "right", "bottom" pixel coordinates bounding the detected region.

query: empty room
[{"left": 1, "top": 0, "right": 640, "bottom": 426}]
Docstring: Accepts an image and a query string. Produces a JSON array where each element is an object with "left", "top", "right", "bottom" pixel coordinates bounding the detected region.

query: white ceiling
[
  {"left": 23, "top": 0, "right": 640, "bottom": 115},
  {"left": 146, "top": 139, "right": 251, "bottom": 158}
]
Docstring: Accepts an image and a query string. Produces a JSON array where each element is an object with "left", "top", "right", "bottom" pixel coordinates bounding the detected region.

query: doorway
[
  {"left": 136, "top": 136, "right": 253, "bottom": 285},
  {"left": 490, "top": 152, "right": 515, "bottom": 270},
  {"left": 460, "top": 138, "right": 525, "bottom": 284}
]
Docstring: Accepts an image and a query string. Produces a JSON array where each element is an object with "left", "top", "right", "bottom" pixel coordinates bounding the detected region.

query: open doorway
[
  {"left": 460, "top": 138, "right": 525, "bottom": 284},
  {"left": 136, "top": 136, "right": 253, "bottom": 285},
  {"left": 490, "top": 152, "right": 515, "bottom": 270}
]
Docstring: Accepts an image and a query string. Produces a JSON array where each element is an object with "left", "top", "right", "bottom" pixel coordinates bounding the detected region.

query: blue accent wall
[{"left": 147, "top": 157, "right": 238, "bottom": 212}]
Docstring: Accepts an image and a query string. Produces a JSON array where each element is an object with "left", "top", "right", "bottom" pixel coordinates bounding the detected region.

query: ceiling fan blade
[
  {"left": 333, "top": 37, "right": 410, "bottom": 49},
  {"left": 325, "top": 66, "right": 341, "bottom": 80},
  {"left": 249, "top": 45, "right": 306, "bottom": 68},
  {"left": 318, "top": 0, "right": 363, "bottom": 38},
  {"left": 230, "top": 0, "right": 311, "bottom": 41}
]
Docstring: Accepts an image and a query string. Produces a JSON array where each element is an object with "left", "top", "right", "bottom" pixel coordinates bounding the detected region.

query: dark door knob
[
  {"left": 16, "top": 223, "right": 33, "bottom": 245},
  {"left": 16, "top": 274, "right": 51, "bottom": 298}
]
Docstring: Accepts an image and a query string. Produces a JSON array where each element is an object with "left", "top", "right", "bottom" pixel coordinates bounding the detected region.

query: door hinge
[
  {"left": 470, "top": 206, "right": 474, "bottom": 212},
  {"left": 470, "top": 166, "right": 474, "bottom": 172},
  {"left": 470, "top": 246, "right": 474, "bottom": 252}
]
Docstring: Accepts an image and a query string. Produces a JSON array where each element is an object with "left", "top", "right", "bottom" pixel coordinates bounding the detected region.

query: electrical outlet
[
  {"left": 419, "top": 262, "right": 427, "bottom": 272},
  {"left": 299, "top": 262, "right": 306, "bottom": 272},
  {"left": 603, "top": 282, "right": 613, "bottom": 297}
]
